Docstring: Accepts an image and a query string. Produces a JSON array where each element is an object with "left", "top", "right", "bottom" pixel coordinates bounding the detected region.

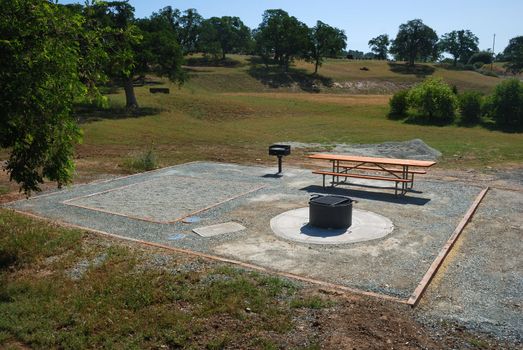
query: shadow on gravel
[
  {"left": 261, "top": 174, "right": 284, "bottom": 178},
  {"left": 301, "top": 185, "right": 431, "bottom": 205}
]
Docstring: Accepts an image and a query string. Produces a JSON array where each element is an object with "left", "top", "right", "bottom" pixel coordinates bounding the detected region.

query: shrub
[
  {"left": 487, "top": 79, "right": 523, "bottom": 128},
  {"left": 472, "top": 61, "right": 484, "bottom": 70},
  {"left": 122, "top": 148, "right": 159, "bottom": 172},
  {"left": 478, "top": 69, "right": 499, "bottom": 77},
  {"left": 468, "top": 51, "right": 493, "bottom": 65},
  {"left": 458, "top": 91, "right": 483, "bottom": 124},
  {"left": 388, "top": 90, "right": 409, "bottom": 118},
  {"left": 407, "top": 77, "right": 458, "bottom": 123}
]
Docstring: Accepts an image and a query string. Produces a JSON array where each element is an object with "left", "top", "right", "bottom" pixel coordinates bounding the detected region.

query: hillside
[
  {"left": 1, "top": 54, "right": 521, "bottom": 197},
  {"left": 183, "top": 55, "right": 502, "bottom": 94}
]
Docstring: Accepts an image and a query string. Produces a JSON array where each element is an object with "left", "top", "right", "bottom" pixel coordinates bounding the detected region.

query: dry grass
[{"left": 220, "top": 93, "right": 391, "bottom": 106}]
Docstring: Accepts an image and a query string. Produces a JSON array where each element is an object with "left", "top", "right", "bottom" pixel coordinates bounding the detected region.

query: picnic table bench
[{"left": 308, "top": 154, "right": 436, "bottom": 196}]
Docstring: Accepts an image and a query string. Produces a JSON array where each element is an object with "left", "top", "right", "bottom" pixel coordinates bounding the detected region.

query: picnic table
[{"left": 308, "top": 153, "right": 436, "bottom": 196}]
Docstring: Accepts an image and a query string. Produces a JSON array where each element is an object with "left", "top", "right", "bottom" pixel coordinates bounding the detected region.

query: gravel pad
[
  {"left": 4, "top": 161, "right": 481, "bottom": 300},
  {"left": 64, "top": 175, "right": 263, "bottom": 223}
]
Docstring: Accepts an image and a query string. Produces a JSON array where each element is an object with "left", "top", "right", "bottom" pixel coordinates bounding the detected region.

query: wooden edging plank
[
  {"left": 6, "top": 208, "right": 407, "bottom": 305},
  {"left": 407, "top": 187, "right": 489, "bottom": 307}
]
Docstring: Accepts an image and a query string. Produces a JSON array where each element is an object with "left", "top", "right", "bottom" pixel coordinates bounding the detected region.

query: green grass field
[{"left": 75, "top": 57, "right": 522, "bottom": 174}]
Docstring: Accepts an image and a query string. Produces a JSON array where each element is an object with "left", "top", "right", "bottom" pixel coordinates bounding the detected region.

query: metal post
[
  {"left": 277, "top": 155, "right": 282, "bottom": 173},
  {"left": 491, "top": 33, "right": 496, "bottom": 71}
]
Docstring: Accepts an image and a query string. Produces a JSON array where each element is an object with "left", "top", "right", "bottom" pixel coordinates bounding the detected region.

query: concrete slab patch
[
  {"left": 63, "top": 175, "right": 263, "bottom": 223},
  {"left": 193, "top": 222, "right": 246, "bottom": 237},
  {"left": 270, "top": 207, "right": 394, "bottom": 244}
]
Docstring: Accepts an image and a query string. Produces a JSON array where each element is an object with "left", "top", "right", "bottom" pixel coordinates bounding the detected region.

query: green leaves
[
  {"left": 439, "top": 30, "right": 479, "bottom": 66},
  {"left": 199, "top": 16, "right": 252, "bottom": 60},
  {"left": 0, "top": 0, "right": 99, "bottom": 194},
  {"left": 308, "top": 21, "right": 347, "bottom": 73},
  {"left": 390, "top": 19, "right": 439, "bottom": 65},
  {"left": 407, "top": 78, "right": 458, "bottom": 123},
  {"left": 503, "top": 36, "right": 523, "bottom": 74},
  {"left": 254, "top": 9, "right": 310, "bottom": 71},
  {"left": 487, "top": 79, "right": 523, "bottom": 128},
  {"left": 368, "top": 34, "right": 390, "bottom": 60}
]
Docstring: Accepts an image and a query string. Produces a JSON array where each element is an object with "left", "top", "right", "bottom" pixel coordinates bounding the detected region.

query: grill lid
[{"left": 310, "top": 195, "right": 352, "bottom": 206}]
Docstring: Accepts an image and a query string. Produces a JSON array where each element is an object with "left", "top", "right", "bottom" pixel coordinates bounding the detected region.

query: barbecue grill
[
  {"left": 309, "top": 195, "right": 353, "bottom": 229},
  {"left": 268, "top": 144, "right": 291, "bottom": 173}
]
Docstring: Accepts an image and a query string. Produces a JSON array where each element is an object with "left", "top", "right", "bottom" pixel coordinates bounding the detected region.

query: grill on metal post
[{"left": 268, "top": 144, "right": 291, "bottom": 173}]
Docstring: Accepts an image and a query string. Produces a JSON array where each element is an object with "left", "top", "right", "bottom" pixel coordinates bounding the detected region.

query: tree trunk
[
  {"left": 124, "top": 77, "right": 139, "bottom": 109},
  {"left": 222, "top": 51, "right": 226, "bottom": 60},
  {"left": 314, "top": 59, "right": 319, "bottom": 74},
  {"left": 408, "top": 53, "right": 415, "bottom": 66},
  {"left": 453, "top": 57, "right": 458, "bottom": 66}
]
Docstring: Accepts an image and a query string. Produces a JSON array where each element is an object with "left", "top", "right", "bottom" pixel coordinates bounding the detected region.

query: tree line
[{"left": 368, "top": 19, "right": 522, "bottom": 73}]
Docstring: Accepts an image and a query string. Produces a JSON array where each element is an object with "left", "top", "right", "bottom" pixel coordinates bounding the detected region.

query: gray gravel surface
[
  {"left": 4, "top": 161, "right": 479, "bottom": 298},
  {"left": 281, "top": 139, "right": 441, "bottom": 160},
  {"left": 417, "top": 188, "right": 523, "bottom": 343}
]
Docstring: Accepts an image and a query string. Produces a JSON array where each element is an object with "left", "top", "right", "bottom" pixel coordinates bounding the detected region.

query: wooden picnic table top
[{"left": 307, "top": 153, "right": 436, "bottom": 168}]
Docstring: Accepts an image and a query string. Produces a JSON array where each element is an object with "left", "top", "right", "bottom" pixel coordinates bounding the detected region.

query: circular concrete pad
[{"left": 270, "top": 207, "right": 393, "bottom": 245}]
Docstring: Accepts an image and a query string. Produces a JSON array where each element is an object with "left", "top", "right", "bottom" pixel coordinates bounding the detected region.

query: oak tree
[
  {"left": 0, "top": 0, "right": 101, "bottom": 193},
  {"left": 390, "top": 19, "right": 439, "bottom": 66},
  {"left": 199, "top": 16, "right": 252, "bottom": 60},
  {"left": 503, "top": 36, "right": 523, "bottom": 73},
  {"left": 368, "top": 34, "right": 390, "bottom": 60},
  {"left": 308, "top": 21, "right": 347, "bottom": 73},
  {"left": 439, "top": 30, "right": 479, "bottom": 66},
  {"left": 254, "top": 9, "right": 310, "bottom": 71}
]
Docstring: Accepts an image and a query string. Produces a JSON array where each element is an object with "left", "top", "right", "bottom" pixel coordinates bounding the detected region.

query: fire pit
[
  {"left": 309, "top": 195, "right": 353, "bottom": 229},
  {"left": 268, "top": 144, "right": 291, "bottom": 173}
]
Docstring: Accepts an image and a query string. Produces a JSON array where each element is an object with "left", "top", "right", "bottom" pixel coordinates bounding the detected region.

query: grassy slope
[
  {"left": 186, "top": 55, "right": 501, "bottom": 93},
  {"left": 77, "top": 58, "right": 522, "bottom": 171}
]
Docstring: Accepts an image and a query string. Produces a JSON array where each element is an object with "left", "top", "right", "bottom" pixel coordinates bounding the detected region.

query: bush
[
  {"left": 472, "top": 61, "right": 485, "bottom": 70},
  {"left": 487, "top": 79, "right": 523, "bottom": 128},
  {"left": 407, "top": 77, "right": 458, "bottom": 123},
  {"left": 122, "top": 148, "right": 159, "bottom": 172},
  {"left": 468, "top": 51, "right": 493, "bottom": 65},
  {"left": 458, "top": 91, "right": 483, "bottom": 124},
  {"left": 478, "top": 69, "right": 499, "bottom": 77},
  {"left": 388, "top": 90, "right": 409, "bottom": 118}
]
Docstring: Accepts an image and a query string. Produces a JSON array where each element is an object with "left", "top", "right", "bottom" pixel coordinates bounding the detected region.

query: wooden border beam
[{"left": 407, "top": 187, "right": 489, "bottom": 307}]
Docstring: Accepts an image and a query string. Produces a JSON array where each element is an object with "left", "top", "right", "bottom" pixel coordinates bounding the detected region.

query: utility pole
[{"left": 491, "top": 33, "right": 496, "bottom": 71}]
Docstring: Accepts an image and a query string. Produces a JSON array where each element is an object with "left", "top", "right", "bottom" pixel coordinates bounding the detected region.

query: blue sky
[{"left": 59, "top": 0, "right": 522, "bottom": 53}]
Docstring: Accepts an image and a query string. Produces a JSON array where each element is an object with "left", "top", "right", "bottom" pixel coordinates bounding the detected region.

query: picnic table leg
[
  {"left": 402, "top": 165, "right": 408, "bottom": 195},
  {"left": 331, "top": 160, "right": 335, "bottom": 187}
]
